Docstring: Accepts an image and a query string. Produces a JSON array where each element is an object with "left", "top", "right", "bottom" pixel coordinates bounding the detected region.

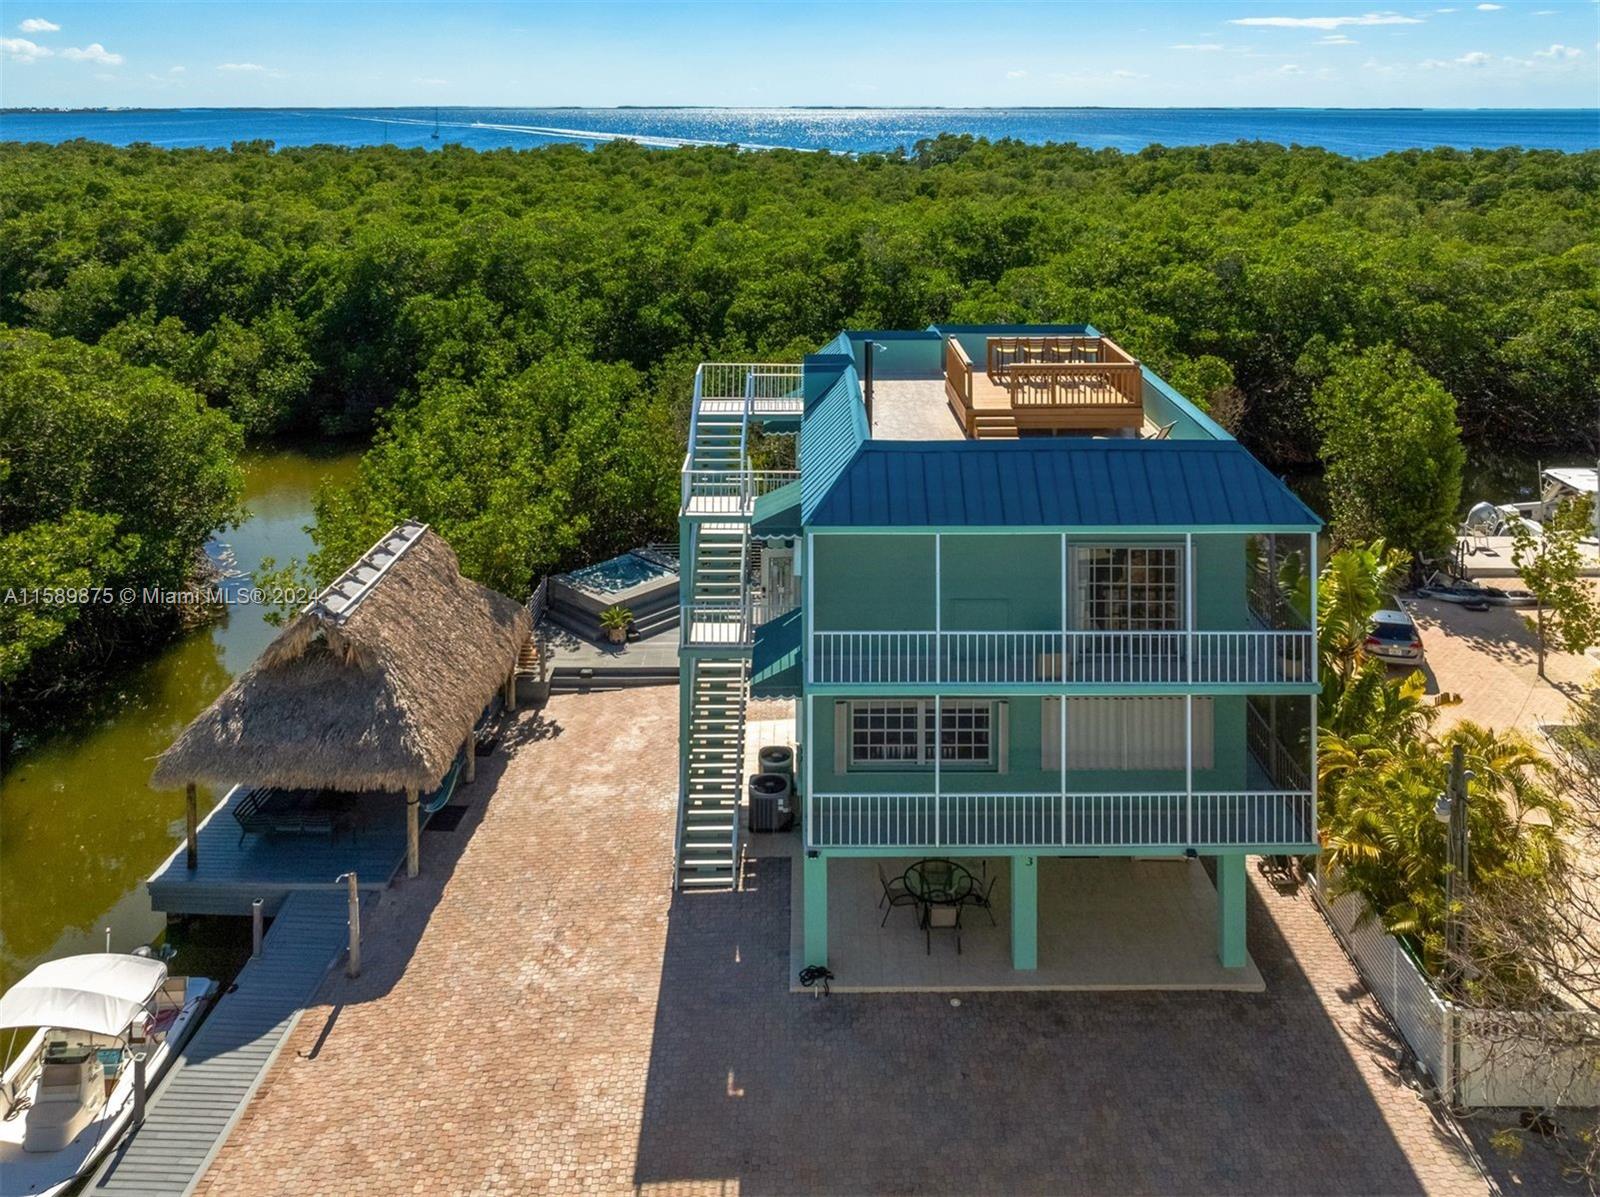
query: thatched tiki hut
[{"left": 153, "top": 522, "right": 531, "bottom": 878}]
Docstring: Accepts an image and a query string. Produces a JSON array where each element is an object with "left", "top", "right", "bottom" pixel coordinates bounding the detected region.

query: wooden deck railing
[
  {"left": 943, "top": 336, "right": 973, "bottom": 410},
  {"left": 986, "top": 335, "right": 1142, "bottom": 408}
]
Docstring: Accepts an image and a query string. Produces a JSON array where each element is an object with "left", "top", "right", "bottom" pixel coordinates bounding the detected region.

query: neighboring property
[{"left": 676, "top": 327, "right": 1322, "bottom": 978}]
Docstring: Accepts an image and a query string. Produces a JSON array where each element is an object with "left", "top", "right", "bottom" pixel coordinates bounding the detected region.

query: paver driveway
[{"left": 194, "top": 688, "right": 1494, "bottom": 1196}]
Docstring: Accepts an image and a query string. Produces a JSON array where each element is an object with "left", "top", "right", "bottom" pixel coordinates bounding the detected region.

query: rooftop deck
[
  {"left": 147, "top": 785, "right": 419, "bottom": 917},
  {"left": 944, "top": 335, "right": 1146, "bottom": 439}
]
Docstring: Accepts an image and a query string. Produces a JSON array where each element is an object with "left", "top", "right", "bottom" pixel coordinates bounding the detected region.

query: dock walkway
[{"left": 89, "top": 890, "right": 351, "bottom": 1196}]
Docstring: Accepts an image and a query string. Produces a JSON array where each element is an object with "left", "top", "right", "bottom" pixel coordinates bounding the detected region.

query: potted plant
[{"left": 599, "top": 604, "right": 633, "bottom": 644}]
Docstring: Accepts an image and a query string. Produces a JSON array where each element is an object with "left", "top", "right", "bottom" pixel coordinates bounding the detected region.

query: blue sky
[{"left": 1, "top": 1, "right": 1595, "bottom": 108}]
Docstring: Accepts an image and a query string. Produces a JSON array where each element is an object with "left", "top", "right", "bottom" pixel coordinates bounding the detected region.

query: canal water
[{"left": 0, "top": 447, "right": 360, "bottom": 993}]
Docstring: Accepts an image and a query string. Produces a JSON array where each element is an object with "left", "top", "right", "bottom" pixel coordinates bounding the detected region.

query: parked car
[{"left": 1365, "top": 598, "right": 1425, "bottom": 666}]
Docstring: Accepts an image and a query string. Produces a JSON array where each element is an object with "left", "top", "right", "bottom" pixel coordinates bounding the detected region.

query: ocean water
[{"left": 3, "top": 106, "right": 1596, "bottom": 157}]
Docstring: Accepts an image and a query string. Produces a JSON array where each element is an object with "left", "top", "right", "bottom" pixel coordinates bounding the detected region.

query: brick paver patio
[
  {"left": 193, "top": 687, "right": 1505, "bottom": 1196},
  {"left": 1406, "top": 585, "right": 1595, "bottom": 738}
]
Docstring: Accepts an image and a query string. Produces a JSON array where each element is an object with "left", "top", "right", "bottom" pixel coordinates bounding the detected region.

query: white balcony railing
[
  {"left": 807, "top": 790, "right": 1315, "bottom": 850},
  {"left": 809, "top": 629, "right": 1315, "bottom": 687},
  {"left": 682, "top": 599, "right": 751, "bottom": 648},
  {"left": 696, "top": 363, "right": 805, "bottom": 414},
  {"left": 681, "top": 468, "right": 801, "bottom": 516}
]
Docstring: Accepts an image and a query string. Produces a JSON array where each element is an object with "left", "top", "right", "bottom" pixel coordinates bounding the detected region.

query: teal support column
[
  {"left": 1217, "top": 853, "right": 1247, "bottom": 968},
  {"left": 803, "top": 852, "right": 828, "bottom": 968},
  {"left": 1010, "top": 854, "right": 1038, "bottom": 971}
]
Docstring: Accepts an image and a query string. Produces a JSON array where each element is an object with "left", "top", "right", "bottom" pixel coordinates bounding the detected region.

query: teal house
[{"left": 676, "top": 327, "right": 1320, "bottom": 978}]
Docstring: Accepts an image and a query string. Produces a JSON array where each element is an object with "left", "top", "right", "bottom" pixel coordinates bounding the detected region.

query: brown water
[{"left": 0, "top": 446, "right": 360, "bottom": 992}]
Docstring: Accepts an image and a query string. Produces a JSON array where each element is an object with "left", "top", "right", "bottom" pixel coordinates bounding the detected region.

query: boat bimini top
[{"left": 0, "top": 955, "right": 167, "bottom": 1037}]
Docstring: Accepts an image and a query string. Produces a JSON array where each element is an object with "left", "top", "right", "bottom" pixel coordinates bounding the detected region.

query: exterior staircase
[
  {"left": 675, "top": 367, "right": 757, "bottom": 890},
  {"left": 973, "top": 408, "right": 1019, "bottom": 439},
  {"left": 678, "top": 656, "right": 749, "bottom": 887}
]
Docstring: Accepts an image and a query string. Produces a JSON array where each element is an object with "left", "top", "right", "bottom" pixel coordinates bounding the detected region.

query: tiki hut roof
[{"left": 152, "top": 522, "right": 531, "bottom": 794}]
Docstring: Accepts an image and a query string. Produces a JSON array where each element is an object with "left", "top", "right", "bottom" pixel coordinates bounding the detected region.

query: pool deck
[{"left": 146, "top": 785, "right": 422, "bottom": 918}]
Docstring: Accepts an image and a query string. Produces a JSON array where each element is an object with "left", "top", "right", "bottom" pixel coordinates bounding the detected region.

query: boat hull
[{"left": 0, "top": 977, "right": 214, "bottom": 1197}]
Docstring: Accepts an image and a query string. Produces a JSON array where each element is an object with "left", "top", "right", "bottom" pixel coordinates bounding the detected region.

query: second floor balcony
[
  {"left": 803, "top": 530, "right": 1318, "bottom": 692},
  {"left": 809, "top": 628, "right": 1313, "bottom": 688}
]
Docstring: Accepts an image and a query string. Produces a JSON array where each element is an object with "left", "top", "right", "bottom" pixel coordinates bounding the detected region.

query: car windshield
[{"left": 1369, "top": 619, "right": 1418, "bottom": 642}]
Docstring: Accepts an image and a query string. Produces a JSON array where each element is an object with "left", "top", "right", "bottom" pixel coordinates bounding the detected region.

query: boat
[
  {"left": 1416, "top": 570, "right": 1536, "bottom": 610},
  {"left": 0, "top": 952, "right": 215, "bottom": 1197},
  {"left": 1463, "top": 468, "right": 1599, "bottom": 549},
  {"left": 431, "top": 107, "right": 440, "bottom": 140}
]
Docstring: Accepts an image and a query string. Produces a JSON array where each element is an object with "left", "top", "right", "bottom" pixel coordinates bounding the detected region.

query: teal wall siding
[
  {"left": 939, "top": 534, "right": 1062, "bottom": 630},
  {"left": 812, "top": 535, "right": 936, "bottom": 630},
  {"left": 807, "top": 694, "right": 1249, "bottom": 796},
  {"left": 1194, "top": 534, "right": 1249, "bottom": 628},
  {"left": 811, "top": 532, "right": 1252, "bottom": 633}
]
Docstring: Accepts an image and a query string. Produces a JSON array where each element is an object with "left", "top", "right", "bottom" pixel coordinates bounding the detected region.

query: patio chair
[
  {"left": 924, "top": 903, "right": 962, "bottom": 955},
  {"left": 960, "top": 872, "right": 998, "bottom": 927},
  {"left": 877, "top": 862, "right": 919, "bottom": 927}
]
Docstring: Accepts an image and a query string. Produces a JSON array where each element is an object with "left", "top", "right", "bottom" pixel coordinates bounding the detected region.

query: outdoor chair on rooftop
[{"left": 877, "top": 862, "right": 919, "bottom": 927}]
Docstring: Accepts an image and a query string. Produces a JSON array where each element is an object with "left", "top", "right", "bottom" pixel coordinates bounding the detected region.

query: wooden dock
[
  {"left": 147, "top": 784, "right": 413, "bottom": 917},
  {"left": 88, "top": 890, "right": 351, "bottom": 1196}
]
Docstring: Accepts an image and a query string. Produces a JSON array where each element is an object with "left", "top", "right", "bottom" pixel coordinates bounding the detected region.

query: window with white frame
[
  {"left": 1073, "top": 545, "right": 1183, "bottom": 630},
  {"left": 843, "top": 700, "right": 998, "bottom": 769}
]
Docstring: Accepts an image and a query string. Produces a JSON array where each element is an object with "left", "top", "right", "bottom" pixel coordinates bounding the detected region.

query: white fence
[
  {"left": 1311, "top": 869, "right": 1600, "bottom": 1109},
  {"left": 809, "top": 629, "right": 1314, "bottom": 687}
]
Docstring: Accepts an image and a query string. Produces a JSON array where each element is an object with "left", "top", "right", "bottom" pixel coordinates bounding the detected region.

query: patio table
[{"left": 902, "top": 859, "right": 975, "bottom": 905}]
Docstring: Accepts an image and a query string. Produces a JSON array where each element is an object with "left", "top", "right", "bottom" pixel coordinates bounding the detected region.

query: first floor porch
[{"left": 787, "top": 848, "right": 1263, "bottom": 991}]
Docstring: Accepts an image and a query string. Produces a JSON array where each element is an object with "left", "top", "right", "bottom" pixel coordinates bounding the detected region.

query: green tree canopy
[
  {"left": 1313, "top": 344, "right": 1465, "bottom": 566},
  {"left": 310, "top": 353, "right": 678, "bottom": 596},
  {"left": 0, "top": 328, "right": 242, "bottom": 702}
]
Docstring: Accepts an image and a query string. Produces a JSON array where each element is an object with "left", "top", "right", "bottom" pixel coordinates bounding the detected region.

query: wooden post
[
  {"left": 505, "top": 669, "right": 518, "bottom": 712},
  {"left": 185, "top": 783, "right": 199, "bottom": 871},
  {"left": 405, "top": 787, "right": 419, "bottom": 878},
  {"left": 463, "top": 734, "right": 476, "bottom": 784},
  {"left": 345, "top": 872, "right": 362, "bottom": 978}
]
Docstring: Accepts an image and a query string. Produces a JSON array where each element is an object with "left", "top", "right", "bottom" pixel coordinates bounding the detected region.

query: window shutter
[
  {"left": 834, "top": 701, "right": 847, "bottom": 774},
  {"left": 1041, "top": 697, "right": 1061, "bottom": 771},
  {"left": 997, "top": 701, "right": 1009, "bottom": 775}
]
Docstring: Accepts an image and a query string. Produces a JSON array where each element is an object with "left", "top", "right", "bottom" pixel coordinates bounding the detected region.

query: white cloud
[
  {"left": 1111, "top": 68, "right": 1147, "bottom": 78},
  {"left": 1534, "top": 42, "right": 1582, "bottom": 58},
  {"left": 1006, "top": 68, "right": 1028, "bottom": 77},
  {"left": 1318, "top": 34, "right": 1359, "bottom": 44},
  {"left": 18, "top": 17, "right": 59, "bottom": 32},
  {"left": 217, "top": 61, "right": 266, "bottom": 71},
  {"left": 1274, "top": 62, "right": 1305, "bottom": 73},
  {"left": 170, "top": 64, "right": 185, "bottom": 73},
  {"left": 1171, "top": 42, "right": 1226, "bottom": 50},
  {"left": 1230, "top": 12, "right": 1423, "bottom": 29},
  {"left": 1, "top": 35, "right": 50, "bottom": 61},
  {"left": 1475, "top": 3, "right": 1503, "bottom": 9},
  {"left": 1434, "top": 6, "right": 1457, "bottom": 11},
  {"left": 60, "top": 42, "right": 122, "bottom": 65},
  {"left": 416, "top": 75, "right": 448, "bottom": 85},
  {"left": 1421, "top": 49, "right": 1493, "bottom": 66},
  {"left": 1533, "top": 8, "right": 1558, "bottom": 13}
]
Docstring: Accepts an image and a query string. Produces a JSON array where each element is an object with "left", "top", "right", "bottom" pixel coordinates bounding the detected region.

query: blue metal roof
[
  {"left": 799, "top": 363, "right": 868, "bottom": 523},
  {"left": 805, "top": 439, "right": 1321, "bottom": 529}
]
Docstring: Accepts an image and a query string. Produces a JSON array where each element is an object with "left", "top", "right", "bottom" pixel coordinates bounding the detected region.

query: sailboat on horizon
[{"left": 431, "top": 108, "right": 440, "bottom": 140}]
